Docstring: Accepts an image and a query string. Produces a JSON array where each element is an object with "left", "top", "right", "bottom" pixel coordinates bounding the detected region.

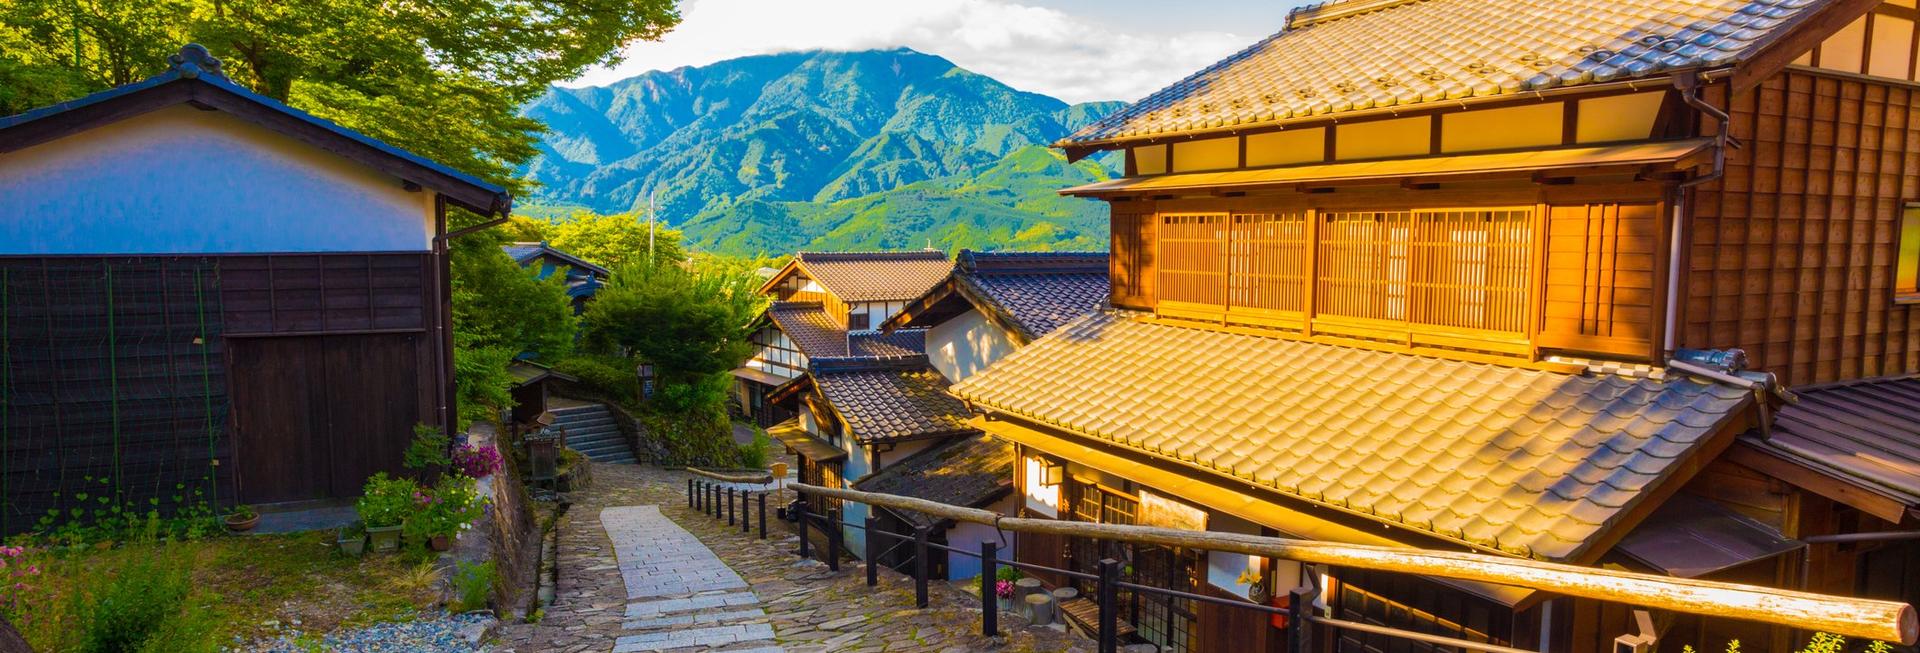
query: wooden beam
[
  {"left": 1731, "top": 0, "right": 1883, "bottom": 91},
  {"left": 791, "top": 482, "right": 1919, "bottom": 644},
  {"left": 1726, "top": 444, "right": 1911, "bottom": 524}
]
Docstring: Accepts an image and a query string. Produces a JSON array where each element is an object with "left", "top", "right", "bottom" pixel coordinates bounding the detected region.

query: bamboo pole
[
  {"left": 791, "top": 483, "right": 1918, "bottom": 644},
  {"left": 687, "top": 467, "right": 774, "bottom": 484}
]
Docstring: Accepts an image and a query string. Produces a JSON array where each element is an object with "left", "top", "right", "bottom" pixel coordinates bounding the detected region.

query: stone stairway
[
  {"left": 604, "top": 506, "right": 783, "bottom": 652},
  {"left": 554, "top": 403, "right": 639, "bottom": 464}
]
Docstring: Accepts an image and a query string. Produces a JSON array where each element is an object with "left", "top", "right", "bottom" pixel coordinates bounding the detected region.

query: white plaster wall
[
  {"left": 1205, "top": 512, "right": 1302, "bottom": 600},
  {"left": 926, "top": 309, "right": 1019, "bottom": 384},
  {"left": 0, "top": 105, "right": 435, "bottom": 254}
]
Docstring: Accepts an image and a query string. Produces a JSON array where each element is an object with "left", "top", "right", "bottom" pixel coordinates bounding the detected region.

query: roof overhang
[
  {"left": 1612, "top": 493, "right": 1801, "bottom": 579},
  {"left": 976, "top": 414, "right": 1533, "bottom": 606},
  {"left": 729, "top": 366, "right": 793, "bottom": 387},
  {"left": 767, "top": 418, "right": 846, "bottom": 463},
  {"left": 1062, "top": 138, "right": 1714, "bottom": 198},
  {"left": 507, "top": 360, "right": 578, "bottom": 387},
  {"left": 0, "top": 68, "right": 512, "bottom": 217}
]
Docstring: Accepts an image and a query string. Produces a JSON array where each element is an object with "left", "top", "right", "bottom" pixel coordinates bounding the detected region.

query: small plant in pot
[
  {"left": 357, "top": 473, "right": 418, "bottom": 552},
  {"left": 405, "top": 474, "right": 487, "bottom": 552},
  {"left": 224, "top": 504, "right": 260, "bottom": 533},
  {"left": 337, "top": 521, "right": 368, "bottom": 556}
]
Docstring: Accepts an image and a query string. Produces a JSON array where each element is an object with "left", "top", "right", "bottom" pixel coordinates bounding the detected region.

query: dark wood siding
[
  {"left": 1537, "top": 201, "right": 1667, "bottom": 359},
  {"left": 0, "top": 253, "right": 441, "bottom": 532},
  {"left": 1686, "top": 68, "right": 1920, "bottom": 386},
  {"left": 230, "top": 333, "right": 425, "bottom": 503}
]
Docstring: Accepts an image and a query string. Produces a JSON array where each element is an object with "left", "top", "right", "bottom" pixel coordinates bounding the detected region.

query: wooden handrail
[
  {"left": 688, "top": 467, "right": 774, "bottom": 484},
  {"left": 790, "top": 482, "right": 1917, "bottom": 644}
]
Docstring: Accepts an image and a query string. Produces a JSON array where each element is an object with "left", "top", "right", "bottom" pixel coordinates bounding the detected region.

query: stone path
[
  {"left": 600, "top": 506, "right": 777, "bottom": 652},
  {"left": 496, "top": 461, "right": 1091, "bottom": 653}
]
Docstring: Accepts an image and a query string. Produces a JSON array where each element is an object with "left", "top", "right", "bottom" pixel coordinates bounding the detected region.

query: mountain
[{"left": 520, "top": 48, "right": 1125, "bottom": 256}]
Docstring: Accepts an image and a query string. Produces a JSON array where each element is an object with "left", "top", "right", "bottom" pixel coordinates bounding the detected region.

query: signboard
[{"left": 1138, "top": 489, "right": 1207, "bottom": 531}]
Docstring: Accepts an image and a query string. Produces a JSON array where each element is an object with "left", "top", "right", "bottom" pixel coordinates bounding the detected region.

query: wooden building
[
  {"left": 0, "top": 45, "right": 510, "bottom": 531},
  {"left": 948, "top": 1, "right": 1920, "bottom": 651},
  {"left": 503, "top": 241, "right": 610, "bottom": 314},
  {"left": 884, "top": 250, "right": 1110, "bottom": 382}
]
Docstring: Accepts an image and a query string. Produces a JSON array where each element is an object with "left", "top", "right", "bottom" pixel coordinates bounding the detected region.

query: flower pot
[
  {"left": 367, "top": 525, "right": 404, "bottom": 552},
  {"left": 224, "top": 513, "right": 260, "bottom": 533},
  {"left": 338, "top": 532, "right": 368, "bottom": 557},
  {"left": 1248, "top": 582, "right": 1271, "bottom": 604},
  {"left": 429, "top": 534, "right": 453, "bottom": 552},
  {"left": 996, "top": 597, "right": 1012, "bottom": 612}
]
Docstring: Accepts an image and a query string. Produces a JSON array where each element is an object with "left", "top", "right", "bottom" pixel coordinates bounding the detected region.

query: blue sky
[{"left": 567, "top": 0, "right": 1312, "bottom": 104}]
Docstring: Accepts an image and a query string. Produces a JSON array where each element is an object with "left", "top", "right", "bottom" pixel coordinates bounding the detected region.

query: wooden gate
[{"left": 230, "top": 334, "right": 423, "bottom": 504}]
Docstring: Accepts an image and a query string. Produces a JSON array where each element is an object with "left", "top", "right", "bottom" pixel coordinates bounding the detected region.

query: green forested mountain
[{"left": 520, "top": 48, "right": 1123, "bottom": 256}]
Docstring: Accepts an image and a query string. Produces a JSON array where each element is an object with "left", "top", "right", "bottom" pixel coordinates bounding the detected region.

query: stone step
[
  {"left": 623, "top": 592, "right": 762, "bottom": 619},
  {"left": 553, "top": 414, "right": 615, "bottom": 428},
  {"left": 565, "top": 427, "right": 622, "bottom": 442},
  {"left": 574, "top": 441, "right": 632, "bottom": 456},
  {"left": 611, "top": 622, "right": 776, "bottom": 653},
  {"left": 621, "top": 607, "right": 766, "bottom": 632}
]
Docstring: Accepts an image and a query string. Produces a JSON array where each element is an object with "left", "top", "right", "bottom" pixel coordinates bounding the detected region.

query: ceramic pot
[
  {"left": 367, "top": 525, "right": 404, "bottom": 552},
  {"left": 224, "top": 513, "right": 260, "bottom": 533},
  {"left": 429, "top": 534, "right": 453, "bottom": 552},
  {"left": 337, "top": 532, "right": 367, "bottom": 556}
]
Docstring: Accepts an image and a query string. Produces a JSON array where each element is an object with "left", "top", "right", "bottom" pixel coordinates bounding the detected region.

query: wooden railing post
[
  {"left": 981, "top": 540, "right": 999, "bottom": 637},
  {"left": 826, "top": 508, "right": 842, "bottom": 572},
  {"left": 865, "top": 514, "right": 880, "bottom": 587},
  {"left": 796, "top": 495, "right": 811, "bottom": 559},
  {"left": 741, "top": 492, "right": 752, "bottom": 534},
  {"left": 727, "top": 487, "right": 736, "bottom": 526},
  {"left": 1097, "top": 558, "right": 1120, "bottom": 653},
  {"left": 687, "top": 478, "right": 694, "bottom": 508},
  {"left": 1287, "top": 586, "right": 1310, "bottom": 653},
  {"left": 914, "top": 524, "right": 931, "bottom": 608},
  {"left": 757, "top": 492, "right": 767, "bottom": 539}
]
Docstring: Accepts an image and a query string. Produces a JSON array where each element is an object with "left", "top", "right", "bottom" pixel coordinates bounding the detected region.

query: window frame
[{"left": 1898, "top": 204, "right": 1920, "bottom": 304}]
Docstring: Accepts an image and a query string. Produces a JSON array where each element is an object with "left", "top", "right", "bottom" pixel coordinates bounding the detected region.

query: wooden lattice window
[
  {"left": 1158, "top": 214, "right": 1227, "bottom": 306},
  {"left": 1900, "top": 205, "right": 1920, "bottom": 301},
  {"left": 1318, "top": 209, "right": 1531, "bottom": 334},
  {"left": 1317, "top": 211, "right": 1413, "bottom": 322},
  {"left": 1228, "top": 212, "right": 1309, "bottom": 312}
]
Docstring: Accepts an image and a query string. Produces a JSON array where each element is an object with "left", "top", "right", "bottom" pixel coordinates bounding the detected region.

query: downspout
[
  {"left": 1666, "top": 72, "right": 1741, "bottom": 357},
  {"left": 429, "top": 197, "right": 513, "bottom": 436}
]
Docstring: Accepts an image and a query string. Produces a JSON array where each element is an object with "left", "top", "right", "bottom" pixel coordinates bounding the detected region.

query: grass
[{"left": 10, "top": 530, "right": 443, "bottom": 650}]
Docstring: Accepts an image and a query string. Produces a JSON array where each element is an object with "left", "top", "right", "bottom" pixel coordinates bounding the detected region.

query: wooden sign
[{"left": 1138, "top": 489, "right": 1207, "bottom": 531}]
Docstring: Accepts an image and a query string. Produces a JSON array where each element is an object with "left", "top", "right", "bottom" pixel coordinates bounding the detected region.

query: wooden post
[
  {"left": 981, "top": 540, "right": 999, "bottom": 638},
  {"left": 866, "top": 514, "right": 881, "bottom": 587},
  {"left": 727, "top": 487, "right": 736, "bottom": 526},
  {"left": 741, "top": 492, "right": 752, "bottom": 534},
  {"left": 796, "top": 496, "right": 811, "bottom": 559},
  {"left": 1098, "top": 558, "right": 1120, "bottom": 653},
  {"left": 914, "top": 524, "right": 931, "bottom": 608},
  {"left": 1288, "top": 586, "right": 1311, "bottom": 653},
  {"left": 758, "top": 492, "right": 767, "bottom": 540},
  {"left": 785, "top": 482, "right": 1918, "bottom": 644},
  {"left": 687, "top": 478, "right": 694, "bottom": 508}
]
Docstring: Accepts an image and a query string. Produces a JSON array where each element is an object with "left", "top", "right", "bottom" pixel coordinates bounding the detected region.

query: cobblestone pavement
[{"left": 497, "top": 461, "right": 1092, "bottom": 653}]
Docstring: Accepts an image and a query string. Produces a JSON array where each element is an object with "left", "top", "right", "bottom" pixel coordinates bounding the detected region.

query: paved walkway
[{"left": 496, "top": 461, "right": 1090, "bottom": 653}]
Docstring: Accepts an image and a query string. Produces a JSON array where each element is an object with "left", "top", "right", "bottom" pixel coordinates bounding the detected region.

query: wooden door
[
  {"left": 230, "top": 337, "right": 330, "bottom": 504},
  {"left": 230, "top": 334, "right": 424, "bottom": 504}
]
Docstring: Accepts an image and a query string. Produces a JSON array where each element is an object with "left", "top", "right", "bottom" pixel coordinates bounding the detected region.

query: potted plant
[
  {"left": 452, "top": 443, "right": 503, "bottom": 479},
  {"left": 405, "top": 474, "right": 487, "bottom": 552},
  {"left": 224, "top": 504, "right": 260, "bottom": 533},
  {"left": 357, "top": 473, "right": 418, "bottom": 552},
  {"left": 994, "top": 566, "right": 1021, "bottom": 612},
  {"left": 337, "top": 521, "right": 368, "bottom": 556},
  {"left": 1239, "top": 566, "right": 1270, "bottom": 604}
]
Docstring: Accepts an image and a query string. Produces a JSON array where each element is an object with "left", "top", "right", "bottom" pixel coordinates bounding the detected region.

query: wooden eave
[
  {"left": 1060, "top": 138, "right": 1714, "bottom": 198},
  {"left": 0, "top": 72, "right": 512, "bottom": 217}
]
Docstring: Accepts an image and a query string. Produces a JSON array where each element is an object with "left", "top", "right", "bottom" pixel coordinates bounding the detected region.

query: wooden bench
[{"left": 1058, "top": 597, "right": 1136, "bottom": 639}]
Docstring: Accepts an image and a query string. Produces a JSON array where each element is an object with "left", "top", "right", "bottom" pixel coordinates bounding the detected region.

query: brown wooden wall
[
  {"left": 1539, "top": 202, "right": 1667, "bottom": 358},
  {"left": 1111, "top": 206, "right": 1156, "bottom": 309},
  {"left": 1685, "top": 68, "right": 1920, "bottom": 386}
]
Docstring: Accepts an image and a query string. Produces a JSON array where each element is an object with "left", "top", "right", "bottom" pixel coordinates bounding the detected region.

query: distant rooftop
[{"left": 768, "top": 250, "right": 953, "bottom": 302}]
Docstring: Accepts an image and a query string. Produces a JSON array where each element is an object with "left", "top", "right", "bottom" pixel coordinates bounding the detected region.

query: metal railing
[{"left": 681, "top": 477, "right": 1541, "bottom": 653}]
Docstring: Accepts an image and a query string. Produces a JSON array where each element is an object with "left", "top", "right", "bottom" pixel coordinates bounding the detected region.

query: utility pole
[{"left": 647, "top": 189, "right": 657, "bottom": 264}]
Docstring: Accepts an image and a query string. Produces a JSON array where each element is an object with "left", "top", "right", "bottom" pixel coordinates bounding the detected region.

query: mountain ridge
[{"left": 520, "top": 48, "right": 1124, "bottom": 256}]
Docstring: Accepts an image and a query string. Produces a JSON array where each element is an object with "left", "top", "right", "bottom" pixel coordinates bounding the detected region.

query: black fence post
[
  {"left": 864, "top": 514, "right": 880, "bottom": 587},
  {"left": 757, "top": 492, "right": 768, "bottom": 539},
  {"left": 913, "top": 524, "right": 931, "bottom": 609},
  {"left": 710, "top": 484, "right": 720, "bottom": 518},
  {"left": 1287, "top": 587, "right": 1310, "bottom": 653},
  {"left": 693, "top": 481, "right": 703, "bottom": 512},
  {"left": 796, "top": 496, "right": 811, "bottom": 559},
  {"left": 1097, "top": 558, "right": 1120, "bottom": 653},
  {"left": 687, "top": 478, "right": 694, "bottom": 508},
  {"left": 741, "top": 492, "right": 752, "bottom": 534},
  {"left": 826, "top": 509, "right": 842, "bottom": 572},
  {"left": 980, "top": 540, "right": 998, "bottom": 638},
  {"left": 727, "top": 487, "right": 736, "bottom": 526}
]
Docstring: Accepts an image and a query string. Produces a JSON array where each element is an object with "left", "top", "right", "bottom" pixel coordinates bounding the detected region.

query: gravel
[{"left": 240, "top": 611, "right": 498, "bottom": 653}]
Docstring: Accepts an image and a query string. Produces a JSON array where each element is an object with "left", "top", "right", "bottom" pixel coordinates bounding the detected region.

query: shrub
[
  {"left": 403, "top": 424, "right": 452, "bottom": 471},
  {"left": 451, "top": 560, "right": 497, "bottom": 613},
  {"left": 75, "top": 552, "right": 211, "bottom": 653},
  {"left": 452, "top": 444, "right": 504, "bottom": 478},
  {"left": 736, "top": 428, "right": 771, "bottom": 469},
  {"left": 0, "top": 546, "right": 42, "bottom": 624},
  {"left": 552, "top": 355, "right": 640, "bottom": 402},
  {"left": 356, "top": 474, "right": 420, "bottom": 529},
  {"left": 404, "top": 475, "right": 487, "bottom": 541}
]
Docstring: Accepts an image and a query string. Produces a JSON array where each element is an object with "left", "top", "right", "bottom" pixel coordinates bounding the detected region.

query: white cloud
[{"left": 564, "top": 0, "right": 1250, "bottom": 104}]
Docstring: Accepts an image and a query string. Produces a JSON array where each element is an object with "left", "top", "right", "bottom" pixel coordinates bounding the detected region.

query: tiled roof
[
  {"left": 502, "top": 242, "right": 612, "bottom": 278},
  {"left": 950, "top": 311, "right": 1755, "bottom": 561},
  {"left": 853, "top": 434, "right": 1015, "bottom": 527},
  {"left": 850, "top": 329, "right": 926, "bottom": 358},
  {"left": 957, "top": 251, "right": 1110, "bottom": 341},
  {"left": 766, "top": 302, "right": 848, "bottom": 358},
  {"left": 502, "top": 243, "right": 544, "bottom": 261},
  {"left": 796, "top": 251, "right": 953, "bottom": 302},
  {"left": 1065, "top": 0, "right": 1833, "bottom": 145},
  {"left": 1744, "top": 376, "right": 1920, "bottom": 506},
  {"left": 768, "top": 417, "right": 846, "bottom": 462},
  {"left": 814, "top": 368, "right": 975, "bottom": 444}
]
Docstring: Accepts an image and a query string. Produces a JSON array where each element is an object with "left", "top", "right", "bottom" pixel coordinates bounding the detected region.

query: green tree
[
  {"left": 520, "top": 210, "right": 688, "bottom": 270},
  {"left": 579, "top": 260, "right": 765, "bottom": 413}
]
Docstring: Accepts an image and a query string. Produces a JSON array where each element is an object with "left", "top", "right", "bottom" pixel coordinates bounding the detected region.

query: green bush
[
  {"left": 552, "top": 355, "right": 640, "bottom": 402},
  {"left": 355, "top": 474, "right": 419, "bottom": 529},
  {"left": 402, "top": 424, "right": 451, "bottom": 471},
  {"left": 75, "top": 552, "right": 213, "bottom": 653},
  {"left": 736, "top": 427, "right": 771, "bottom": 469},
  {"left": 451, "top": 560, "right": 497, "bottom": 613},
  {"left": 403, "top": 475, "right": 487, "bottom": 541}
]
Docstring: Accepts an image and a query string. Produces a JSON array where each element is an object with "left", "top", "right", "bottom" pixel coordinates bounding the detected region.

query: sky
[{"left": 565, "top": 0, "right": 1309, "bottom": 104}]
